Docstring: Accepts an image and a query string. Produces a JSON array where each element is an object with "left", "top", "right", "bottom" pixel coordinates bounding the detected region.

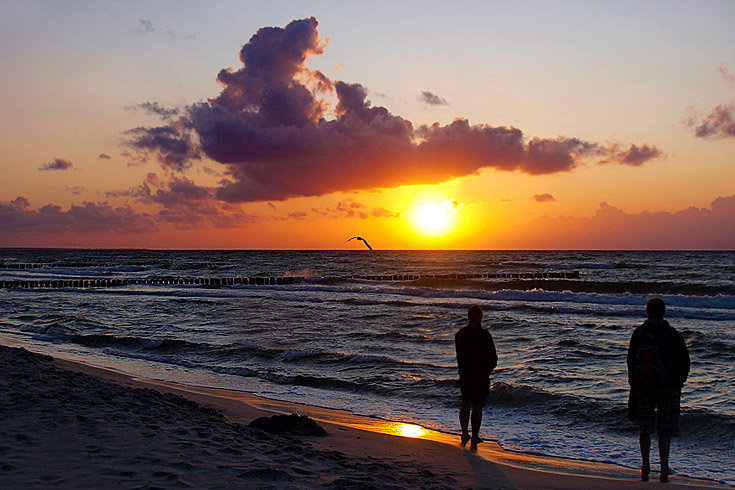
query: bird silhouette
[{"left": 346, "top": 236, "right": 373, "bottom": 250}]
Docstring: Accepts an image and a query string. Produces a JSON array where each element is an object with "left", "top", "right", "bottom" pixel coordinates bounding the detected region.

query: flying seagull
[{"left": 347, "top": 236, "right": 373, "bottom": 250}]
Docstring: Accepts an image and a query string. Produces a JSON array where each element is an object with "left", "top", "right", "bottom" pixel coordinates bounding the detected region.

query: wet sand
[{"left": 0, "top": 345, "right": 715, "bottom": 488}]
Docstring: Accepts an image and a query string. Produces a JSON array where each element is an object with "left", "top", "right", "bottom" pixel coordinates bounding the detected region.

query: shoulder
[
  {"left": 666, "top": 324, "right": 686, "bottom": 344},
  {"left": 630, "top": 322, "right": 647, "bottom": 339}
]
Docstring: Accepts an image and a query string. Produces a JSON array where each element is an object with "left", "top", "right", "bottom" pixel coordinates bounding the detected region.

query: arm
[
  {"left": 626, "top": 331, "right": 639, "bottom": 386},
  {"left": 674, "top": 331, "right": 690, "bottom": 387},
  {"left": 487, "top": 333, "right": 498, "bottom": 374}
]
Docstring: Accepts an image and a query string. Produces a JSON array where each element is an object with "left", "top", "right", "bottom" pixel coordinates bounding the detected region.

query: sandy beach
[{"left": 0, "top": 345, "right": 717, "bottom": 488}]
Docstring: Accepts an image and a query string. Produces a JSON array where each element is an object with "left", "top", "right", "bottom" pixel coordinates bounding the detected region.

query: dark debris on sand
[{"left": 0, "top": 346, "right": 457, "bottom": 489}]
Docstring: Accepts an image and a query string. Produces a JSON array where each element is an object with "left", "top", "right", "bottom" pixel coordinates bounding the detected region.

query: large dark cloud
[
  {"left": 690, "top": 104, "right": 735, "bottom": 139},
  {"left": 39, "top": 158, "right": 73, "bottom": 171},
  {"left": 125, "top": 17, "right": 662, "bottom": 203}
]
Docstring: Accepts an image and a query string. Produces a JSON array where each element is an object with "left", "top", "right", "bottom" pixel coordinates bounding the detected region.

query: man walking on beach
[
  {"left": 456, "top": 304, "right": 497, "bottom": 451},
  {"left": 627, "top": 297, "right": 690, "bottom": 483}
]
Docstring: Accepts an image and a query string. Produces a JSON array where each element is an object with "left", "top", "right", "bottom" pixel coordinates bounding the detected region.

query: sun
[{"left": 410, "top": 200, "right": 461, "bottom": 237}]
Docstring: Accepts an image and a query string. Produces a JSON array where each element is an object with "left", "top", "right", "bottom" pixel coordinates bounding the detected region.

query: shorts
[
  {"left": 634, "top": 385, "right": 681, "bottom": 437},
  {"left": 459, "top": 374, "right": 490, "bottom": 406}
]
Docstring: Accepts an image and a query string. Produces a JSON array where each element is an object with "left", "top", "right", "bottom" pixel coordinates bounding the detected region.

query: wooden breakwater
[{"left": 0, "top": 271, "right": 580, "bottom": 289}]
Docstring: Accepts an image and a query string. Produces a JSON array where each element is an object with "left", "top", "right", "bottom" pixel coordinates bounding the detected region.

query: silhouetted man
[
  {"left": 627, "top": 297, "right": 689, "bottom": 483},
  {"left": 455, "top": 304, "right": 497, "bottom": 451}
]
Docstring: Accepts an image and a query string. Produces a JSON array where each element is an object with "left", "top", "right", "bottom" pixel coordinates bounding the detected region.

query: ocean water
[{"left": 1, "top": 250, "right": 733, "bottom": 484}]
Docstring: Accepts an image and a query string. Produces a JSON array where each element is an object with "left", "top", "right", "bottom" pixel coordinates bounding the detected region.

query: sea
[{"left": 0, "top": 250, "right": 733, "bottom": 484}]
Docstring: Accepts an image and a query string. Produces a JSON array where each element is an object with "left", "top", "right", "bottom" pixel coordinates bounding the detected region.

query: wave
[
  {"left": 485, "top": 382, "right": 735, "bottom": 444},
  {"left": 405, "top": 278, "right": 734, "bottom": 297},
  {"left": 26, "top": 325, "right": 455, "bottom": 374}
]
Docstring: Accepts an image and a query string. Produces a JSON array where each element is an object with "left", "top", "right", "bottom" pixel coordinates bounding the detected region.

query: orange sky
[{"left": 1, "top": 3, "right": 734, "bottom": 249}]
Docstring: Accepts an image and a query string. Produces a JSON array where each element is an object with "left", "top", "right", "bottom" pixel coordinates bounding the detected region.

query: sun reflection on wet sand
[{"left": 396, "top": 423, "right": 426, "bottom": 438}]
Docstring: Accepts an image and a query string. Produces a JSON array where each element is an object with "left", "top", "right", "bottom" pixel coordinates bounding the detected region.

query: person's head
[
  {"left": 646, "top": 297, "right": 666, "bottom": 319},
  {"left": 468, "top": 304, "right": 483, "bottom": 324}
]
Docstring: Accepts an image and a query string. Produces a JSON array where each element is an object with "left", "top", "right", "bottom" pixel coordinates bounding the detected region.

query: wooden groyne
[{"left": 0, "top": 271, "right": 579, "bottom": 289}]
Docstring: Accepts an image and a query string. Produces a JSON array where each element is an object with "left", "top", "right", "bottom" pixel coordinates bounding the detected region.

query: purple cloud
[
  {"left": 419, "top": 91, "right": 448, "bottom": 106},
  {"left": 498, "top": 195, "right": 735, "bottom": 250},
  {"left": 0, "top": 197, "right": 156, "bottom": 234},
  {"left": 124, "top": 17, "right": 662, "bottom": 203},
  {"left": 127, "top": 101, "right": 180, "bottom": 120},
  {"left": 109, "top": 175, "right": 256, "bottom": 229},
  {"left": 98, "top": 153, "right": 111, "bottom": 160},
  {"left": 39, "top": 158, "right": 73, "bottom": 171},
  {"left": 691, "top": 104, "right": 735, "bottom": 139},
  {"left": 124, "top": 124, "right": 200, "bottom": 172}
]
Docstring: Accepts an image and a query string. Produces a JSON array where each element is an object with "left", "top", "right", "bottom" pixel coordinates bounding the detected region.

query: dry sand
[{"left": 0, "top": 345, "right": 717, "bottom": 488}]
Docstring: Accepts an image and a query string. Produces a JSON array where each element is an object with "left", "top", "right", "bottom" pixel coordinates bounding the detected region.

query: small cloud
[
  {"left": 66, "top": 186, "right": 86, "bottom": 196},
  {"left": 418, "top": 91, "right": 448, "bottom": 106},
  {"left": 717, "top": 63, "right": 735, "bottom": 83},
  {"left": 689, "top": 104, "right": 735, "bottom": 139},
  {"left": 597, "top": 143, "right": 662, "bottom": 167},
  {"left": 500, "top": 198, "right": 513, "bottom": 203},
  {"left": 201, "top": 167, "right": 222, "bottom": 177},
  {"left": 371, "top": 207, "right": 402, "bottom": 218},
  {"left": 532, "top": 193, "right": 556, "bottom": 203},
  {"left": 333, "top": 63, "right": 345, "bottom": 71},
  {"left": 336, "top": 199, "right": 368, "bottom": 219},
  {"left": 267, "top": 202, "right": 277, "bottom": 211},
  {"left": 288, "top": 211, "right": 307, "bottom": 220},
  {"left": 619, "top": 144, "right": 662, "bottom": 166},
  {"left": 98, "top": 153, "right": 111, "bottom": 160},
  {"left": 126, "top": 101, "right": 180, "bottom": 120},
  {"left": 39, "top": 158, "right": 73, "bottom": 171},
  {"left": 134, "top": 18, "right": 155, "bottom": 35}
]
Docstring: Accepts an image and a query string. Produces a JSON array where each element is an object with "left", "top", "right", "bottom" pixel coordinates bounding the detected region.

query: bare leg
[
  {"left": 640, "top": 433, "right": 651, "bottom": 481},
  {"left": 659, "top": 435, "right": 671, "bottom": 482},
  {"left": 459, "top": 402, "right": 471, "bottom": 444},
  {"left": 470, "top": 403, "right": 483, "bottom": 450}
]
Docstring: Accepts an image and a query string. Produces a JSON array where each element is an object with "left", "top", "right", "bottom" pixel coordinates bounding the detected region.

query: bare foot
[{"left": 470, "top": 436, "right": 480, "bottom": 451}]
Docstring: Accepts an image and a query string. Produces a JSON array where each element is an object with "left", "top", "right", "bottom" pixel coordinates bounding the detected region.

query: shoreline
[{"left": 1, "top": 343, "right": 719, "bottom": 488}]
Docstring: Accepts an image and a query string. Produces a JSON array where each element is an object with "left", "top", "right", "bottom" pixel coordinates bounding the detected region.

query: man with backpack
[{"left": 627, "top": 297, "right": 690, "bottom": 483}]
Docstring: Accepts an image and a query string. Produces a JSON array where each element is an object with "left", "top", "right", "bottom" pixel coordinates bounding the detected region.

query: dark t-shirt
[
  {"left": 455, "top": 324, "right": 497, "bottom": 379},
  {"left": 626, "top": 318, "right": 690, "bottom": 388}
]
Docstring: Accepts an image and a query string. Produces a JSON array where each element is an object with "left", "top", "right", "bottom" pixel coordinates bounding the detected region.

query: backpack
[{"left": 635, "top": 327, "right": 671, "bottom": 386}]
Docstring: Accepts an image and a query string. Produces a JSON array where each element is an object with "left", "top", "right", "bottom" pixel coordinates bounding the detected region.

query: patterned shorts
[{"left": 634, "top": 386, "right": 681, "bottom": 437}]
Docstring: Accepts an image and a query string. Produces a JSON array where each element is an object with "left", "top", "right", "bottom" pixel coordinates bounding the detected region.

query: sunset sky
[{"left": 1, "top": 1, "right": 733, "bottom": 249}]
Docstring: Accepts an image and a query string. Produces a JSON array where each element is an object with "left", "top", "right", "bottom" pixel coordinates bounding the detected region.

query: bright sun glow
[{"left": 410, "top": 200, "right": 461, "bottom": 237}]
